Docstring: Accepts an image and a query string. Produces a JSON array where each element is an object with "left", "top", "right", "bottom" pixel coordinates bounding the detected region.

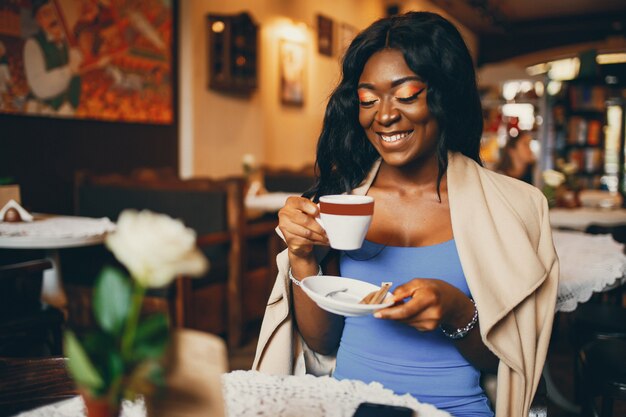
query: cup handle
[{"left": 315, "top": 203, "right": 326, "bottom": 230}]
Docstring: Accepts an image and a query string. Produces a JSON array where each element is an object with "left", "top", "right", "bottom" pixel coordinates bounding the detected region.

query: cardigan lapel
[{"left": 446, "top": 153, "right": 549, "bottom": 375}]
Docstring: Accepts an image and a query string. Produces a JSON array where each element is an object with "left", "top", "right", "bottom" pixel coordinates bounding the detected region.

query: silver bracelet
[
  {"left": 288, "top": 265, "right": 322, "bottom": 287},
  {"left": 440, "top": 298, "right": 478, "bottom": 340}
]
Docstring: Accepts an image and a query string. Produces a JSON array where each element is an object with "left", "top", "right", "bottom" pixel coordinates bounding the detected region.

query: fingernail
[{"left": 373, "top": 312, "right": 382, "bottom": 318}]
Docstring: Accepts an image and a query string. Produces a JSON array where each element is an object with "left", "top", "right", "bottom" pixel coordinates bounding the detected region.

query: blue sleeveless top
[{"left": 334, "top": 239, "right": 493, "bottom": 416}]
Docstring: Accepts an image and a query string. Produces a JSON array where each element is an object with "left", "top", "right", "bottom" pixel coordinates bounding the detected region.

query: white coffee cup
[{"left": 317, "top": 194, "right": 374, "bottom": 250}]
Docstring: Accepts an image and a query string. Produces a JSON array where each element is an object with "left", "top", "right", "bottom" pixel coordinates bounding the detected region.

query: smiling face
[{"left": 358, "top": 49, "right": 439, "bottom": 169}]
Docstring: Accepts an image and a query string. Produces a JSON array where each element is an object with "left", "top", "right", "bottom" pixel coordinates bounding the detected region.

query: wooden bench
[{"left": 71, "top": 171, "right": 275, "bottom": 347}]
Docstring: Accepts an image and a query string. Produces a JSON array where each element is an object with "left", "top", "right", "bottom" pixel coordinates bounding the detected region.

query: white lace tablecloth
[
  {"left": 553, "top": 230, "right": 626, "bottom": 312},
  {"left": 0, "top": 216, "right": 115, "bottom": 249},
  {"left": 222, "top": 371, "right": 449, "bottom": 417},
  {"left": 549, "top": 207, "right": 626, "bottom": 231},
  {"left": 14, "top": 397, "right": 145, "bottom": 417},
  {"left": 16, "top": 371, "right": 450, "bottom": 417}
]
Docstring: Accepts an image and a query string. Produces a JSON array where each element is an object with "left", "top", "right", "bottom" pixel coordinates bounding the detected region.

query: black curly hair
[{"left": 305, "top": 11, "right": 483, "bottom": 201}]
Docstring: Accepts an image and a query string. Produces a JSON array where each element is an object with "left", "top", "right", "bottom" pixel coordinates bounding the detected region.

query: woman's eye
[
  {"left": 358, "top": 92, "right": 378, "bottom": 107},
  {"left": 396, "top": 88, "right": 424, "bottom": 103},
  {"left": 359, "top": 99, "right": 377, "bottom": 106}
]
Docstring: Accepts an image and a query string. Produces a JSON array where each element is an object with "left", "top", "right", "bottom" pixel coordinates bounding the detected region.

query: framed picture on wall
[
  {"left": 316, "top": 14, "right": 333, "bottom": 57},
  {"left": 279, "top": 39, "right": 305, "bottom": 107},
  {"left": 338, "top": 22, "right": 358, "bottom": 57},
  {"left": 0, "top": 0, "right": 173, "bottom": 124}
]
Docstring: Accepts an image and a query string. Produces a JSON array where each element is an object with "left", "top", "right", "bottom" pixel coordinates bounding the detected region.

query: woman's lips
[{"left": 377, "top": 130, "right": 414, "bottom": 143}]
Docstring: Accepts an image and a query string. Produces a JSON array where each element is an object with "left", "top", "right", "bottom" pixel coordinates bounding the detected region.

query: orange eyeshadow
[
  {"left": 396, "top": 84, "right": 424, "bottom": 98},
  {"left": 358, "top": 91, "right": 377, "bottom": 102}
]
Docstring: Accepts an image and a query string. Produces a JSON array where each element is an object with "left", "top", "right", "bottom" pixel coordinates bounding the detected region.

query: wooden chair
[
  {"left": 72, "top": 171, "right": 274, "bottom": 347},
  {"left": 261, "top": 164, "right": 316, "bottom": 194},
  {"left": 0, "top": 259, "right": 64, "bottom": 357},
  {"left": 0, "top": 356, "right": 77, "bottom": 416},
  {"left": 578, "top": 339, "right": 626, "bottom": 417},
  {"left": 570, "top": 303, "right": 626, "bottom": 405}
]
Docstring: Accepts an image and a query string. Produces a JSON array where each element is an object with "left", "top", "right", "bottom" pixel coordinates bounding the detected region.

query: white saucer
[{"left": 300, "top": 275, "right": 394, "bottom": 317}]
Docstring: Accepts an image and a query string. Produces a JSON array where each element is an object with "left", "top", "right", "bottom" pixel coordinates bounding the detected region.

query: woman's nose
[{"left": 375, "top": 97, "right": 400, "bottom": 126}]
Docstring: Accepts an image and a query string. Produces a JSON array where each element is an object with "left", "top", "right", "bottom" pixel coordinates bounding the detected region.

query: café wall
[{"left": 179, "top": 0, "right": 385, "bottom": 178}]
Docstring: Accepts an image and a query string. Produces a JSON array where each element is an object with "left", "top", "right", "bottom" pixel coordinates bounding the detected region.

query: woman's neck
[{"left": 376, "top": 154, "right": 443, "bottom": 193}]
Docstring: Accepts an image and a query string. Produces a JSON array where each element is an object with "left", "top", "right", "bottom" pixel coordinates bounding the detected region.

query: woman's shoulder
[
  {"left": 484, "top": 168, "right": 543, "bottom": 199},
  {"left": 453, "top": 155, "right": 550, "bottom": 245},
  {"left": 452, "top": 153, "right": 547, "bottom": 216},
  {"left": 480, "top": 167, "right": 549, "bottom": 231}
]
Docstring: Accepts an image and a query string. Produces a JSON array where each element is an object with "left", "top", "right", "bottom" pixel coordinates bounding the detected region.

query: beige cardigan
[{"left": 252, "top": 153, "right": 559, "bottom": 417}]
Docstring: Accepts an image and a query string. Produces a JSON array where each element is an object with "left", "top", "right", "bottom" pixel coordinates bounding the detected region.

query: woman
[
  {"left": 253, "top": 12, "right": 558, "bottom": 417},
  {"left": 495, "top": 132, "right": 536, "bottom": 184}
]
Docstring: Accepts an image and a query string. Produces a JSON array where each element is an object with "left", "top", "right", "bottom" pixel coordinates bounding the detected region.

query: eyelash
[
  {"left": 396, "top": 90, "right": 423, "bottom": 103},
  {"left": 358, "top": 89, "right": 424, "bottom": 107}
]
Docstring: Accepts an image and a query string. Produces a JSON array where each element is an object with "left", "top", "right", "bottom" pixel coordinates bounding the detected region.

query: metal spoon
[{"left": 324, "top": 288, "right": 348, "bottom": 298}]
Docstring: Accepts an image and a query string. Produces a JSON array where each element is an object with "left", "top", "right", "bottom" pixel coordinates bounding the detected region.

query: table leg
[
  {"left": 41, "top": 249, "right": 68, "bottom": 309},
  {"left": 542, "top": 360, "right": 581, "bottom": 414}
]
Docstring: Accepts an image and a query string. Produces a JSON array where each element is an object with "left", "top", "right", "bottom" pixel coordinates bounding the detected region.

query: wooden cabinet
[{"left": 207, "top": 12, "right": 258, "bottom": 95}]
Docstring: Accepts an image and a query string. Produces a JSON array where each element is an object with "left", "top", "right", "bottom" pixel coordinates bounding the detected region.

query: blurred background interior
[{"left": 1, "top": 1, "right": 626, "bottom": 416}]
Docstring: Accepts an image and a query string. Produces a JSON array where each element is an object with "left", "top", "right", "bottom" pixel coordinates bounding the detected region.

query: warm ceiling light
[
  {"left": 548, "top": 58, "right": 580, "bottom": 81},
  {"left": 212, "top": 21, "right": 225, "bottom": 33},
  {"left": 596, "top": 52, "right": 626, "bottom": 65},
  {"left": 502, "top": 103, "right": 535, "bottom": 130},
  {"left": 277, "top": 22, "right": 307, "bottom": 42},
  {"left": 526, "top": 58, "right": 580, "bottom": 80},
  {"left": 546, "top": 80, "right": 562, "bottom": 96},
  {"left": 526, "top": 63, "right": 548, "bottom": 76}
]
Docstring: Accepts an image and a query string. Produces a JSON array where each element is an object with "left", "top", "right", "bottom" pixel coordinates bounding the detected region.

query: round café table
[
  {"left": 553, "top": 229, "right": 626, "bottom": 312},
  {"left": 549, "top": 207, "right": 626, "bottom": 231},
  {"left": 0, "top": 215, "right": 116, "bottom": 308},
  {"left": 544, "top": 229, "right": 626, "bottom": 413},
  {"left": 15, "top": 371, "right": 451, "bottom": 417}
]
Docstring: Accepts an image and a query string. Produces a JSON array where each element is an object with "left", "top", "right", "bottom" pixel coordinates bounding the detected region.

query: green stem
[{"left": 121, "top": 281, "right": 146, "bottom": 361}]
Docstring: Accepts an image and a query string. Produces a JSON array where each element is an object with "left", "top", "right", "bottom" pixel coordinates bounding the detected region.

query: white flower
[
  {"left": 106, "top": 210, "right": 208, "bottom": 288},
  {"left": 542, "top": 169, "right": 566, "bottom": 188}
]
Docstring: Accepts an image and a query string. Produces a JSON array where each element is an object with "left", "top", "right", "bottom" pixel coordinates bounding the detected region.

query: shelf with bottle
[
  {"left": 565, "top": 116, "right": 604, "bottom": 147},
  {"left": 549, "top": 80, "right": 611, "bottom": 192},
  {"left": 568, "top": 84, "right": 607, "bottom": 112}
]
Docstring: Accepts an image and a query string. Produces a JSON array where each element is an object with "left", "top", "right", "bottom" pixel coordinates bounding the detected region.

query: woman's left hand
[{"left": 374, "top": 278, "right": 475, "bottom": 332}]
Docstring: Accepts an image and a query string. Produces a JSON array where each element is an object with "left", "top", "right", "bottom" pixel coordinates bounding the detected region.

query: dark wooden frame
[{"left": 317, "top": 14, "right": 334, "bottom": 57}]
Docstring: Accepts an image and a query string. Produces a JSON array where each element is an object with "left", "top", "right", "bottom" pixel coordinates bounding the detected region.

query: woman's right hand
[{"left": 278, "top": 196, "right": 329, "bottom": 259}]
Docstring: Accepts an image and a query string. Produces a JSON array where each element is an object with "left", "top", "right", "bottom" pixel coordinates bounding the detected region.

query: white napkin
[{"left": 0, "top": 199, "right": 34, "bottom": 222}]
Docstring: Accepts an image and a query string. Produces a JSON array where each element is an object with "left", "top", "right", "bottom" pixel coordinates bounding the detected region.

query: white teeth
[{"left": 380, "top": 131, "right": 411, "bottom": 142}]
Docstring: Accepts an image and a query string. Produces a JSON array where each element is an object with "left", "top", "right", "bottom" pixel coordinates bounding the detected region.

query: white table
[
  {"left": 245, "top": 192, "right": 300, "bottom": 213},
  {"left": 16, "top": 371, "right": 450, "bottom": 417},
  {"left": 0, "top": 215, "right": 116, "bottom": 308},
  {"left": 549, "top": 207, "right": 626, "bottom": 231},
  {"left": 544, "top": 229, "right": 626, "bottom": 413},
  {"left": 552, "top": 229, "right": 626, "bottom": 312}
]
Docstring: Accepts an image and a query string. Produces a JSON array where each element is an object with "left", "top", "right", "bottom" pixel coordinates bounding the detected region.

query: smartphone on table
[{"left": 352, "top": 402, "right": 415, "bottom": 417}]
